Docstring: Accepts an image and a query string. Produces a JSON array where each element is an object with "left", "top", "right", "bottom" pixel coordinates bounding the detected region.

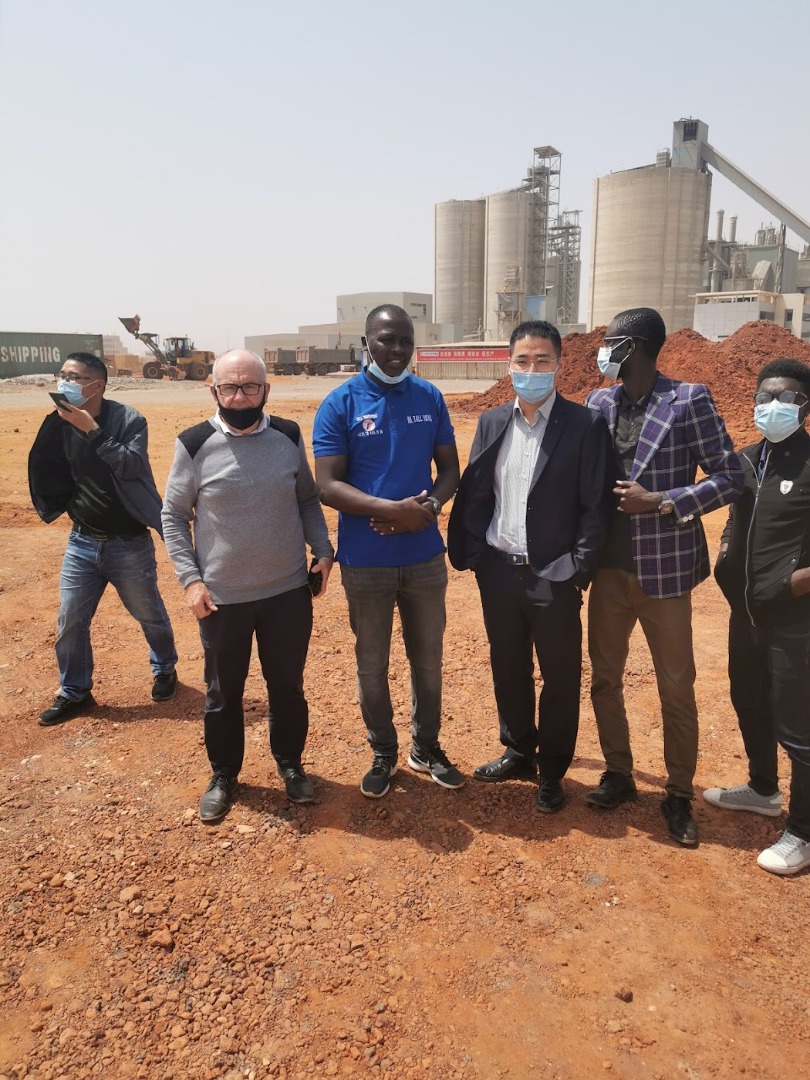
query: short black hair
[
  {"left": 66, "top": 352, "right": 108, "bottom": 383},
  {"left": 509, "top": 320, "right": 562, "bottom": 357},
  {"left": 757, "top": 358, "right": 810, "bottom": 395},
  {"left": 611, "top": 308, "right": 667, "bottom": 358},
  {"left": 365, "top": 304, "right": 413, "bottom": 333}
]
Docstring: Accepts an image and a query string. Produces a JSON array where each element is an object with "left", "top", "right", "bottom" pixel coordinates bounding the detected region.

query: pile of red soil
[{"left": 459, "top": 321, "right": 810, "bottom": 447}]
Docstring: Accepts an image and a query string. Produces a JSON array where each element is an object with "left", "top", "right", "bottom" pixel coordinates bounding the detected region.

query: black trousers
[
  {"left": 729, "top": 612, "right": 810, "bottom": 842},
  {"left": 475, "top": 551, "right": 583, "bottom": 780},
  {"left": 198, "top": 586, "right": 313, "bottom": 778}
]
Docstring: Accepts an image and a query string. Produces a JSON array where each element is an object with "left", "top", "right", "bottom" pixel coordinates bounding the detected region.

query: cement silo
[
  {"left": 484, "top": 188, "right": 532, "bottom": 340},
  {"left": 588, "top": 122, "right": 712, "bottom": 332},
  {"left": 434, "top": 199, "right": 486, "bottom": 340}
]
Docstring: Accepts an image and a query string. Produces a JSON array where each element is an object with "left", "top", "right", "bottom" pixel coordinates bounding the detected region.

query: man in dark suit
[{"left": 447, "top": 320, "right": 613, "bottom": 813}]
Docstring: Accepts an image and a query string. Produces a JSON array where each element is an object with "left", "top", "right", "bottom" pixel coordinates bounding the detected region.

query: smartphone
[
  {"left": 49, "top": 391, "right": 70, "bottom": 408},
  {"left": 308, "top": 558, "right": 323, "bottom": 597}
]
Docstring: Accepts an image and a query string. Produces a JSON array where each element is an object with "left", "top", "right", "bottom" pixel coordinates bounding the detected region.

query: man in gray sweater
[{"left": 162, "top": 350, "right": 334, "bottom": 821}]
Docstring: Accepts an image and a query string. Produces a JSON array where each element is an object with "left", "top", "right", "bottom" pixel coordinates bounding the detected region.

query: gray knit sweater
[{"left": 161, "top": 416, "right": 334, "bottom": 605}]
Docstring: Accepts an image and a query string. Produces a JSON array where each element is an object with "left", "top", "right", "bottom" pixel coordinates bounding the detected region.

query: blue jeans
[
  {"left": 340, "top": 553, "right": 447, "bottom": 756},
  {"left": 56, "top": 530, "right": 177, "bottom": 700}
]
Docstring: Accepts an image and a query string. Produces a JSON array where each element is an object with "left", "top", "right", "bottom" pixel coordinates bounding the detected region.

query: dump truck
[
  {"left": 119, "top": 315, "right": 215, "bottom": 380},
  {"left": 264, "top": 345, "right": 360, "bottom": 376}
]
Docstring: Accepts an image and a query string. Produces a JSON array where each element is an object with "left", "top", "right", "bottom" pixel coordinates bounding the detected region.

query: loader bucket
[{"left": 119, "top": 315, "right": 141, "bottom": 336}]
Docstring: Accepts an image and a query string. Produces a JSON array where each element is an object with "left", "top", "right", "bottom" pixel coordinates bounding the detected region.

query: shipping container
[{"left": 0, "top": 332, "right": 104, "bottom": 378}]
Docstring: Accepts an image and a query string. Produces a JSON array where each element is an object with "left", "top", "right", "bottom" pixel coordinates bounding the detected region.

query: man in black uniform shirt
[{"left": 28, "top": 353, "right": 177, "bottom": 726}]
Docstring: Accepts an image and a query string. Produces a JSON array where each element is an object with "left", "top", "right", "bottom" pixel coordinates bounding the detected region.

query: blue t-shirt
[{"left": 312, "top": 371, "right": 455, "bottom": 567}]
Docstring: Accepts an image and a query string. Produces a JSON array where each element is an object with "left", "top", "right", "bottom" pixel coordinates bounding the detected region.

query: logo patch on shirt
[
  {"left": 355, "top": 412, "right": 383, "bottom": 438},
  {"left": 362, "top": 418, "right": 376, "bottom": 432},
  {"left": 780, "top": 480, "right": 793, "bottom": 495},
  {"left": 406, "top": 414, "right": 433, "bottom": 424}
]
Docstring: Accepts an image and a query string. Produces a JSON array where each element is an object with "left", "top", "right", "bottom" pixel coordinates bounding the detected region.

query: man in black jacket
[
  {"left": 447, "top": 321, "right": 613, "bottom": 812},
  {"left": 707, "top": 358, "right": 810, "bottom": 875},
  {"left": 29, "top": 353, "right": 177, "bottom": 727}
]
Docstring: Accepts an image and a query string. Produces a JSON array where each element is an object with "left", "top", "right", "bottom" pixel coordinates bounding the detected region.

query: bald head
[{"left": 212, "top": 349, "right": 267, "bottom": 384}]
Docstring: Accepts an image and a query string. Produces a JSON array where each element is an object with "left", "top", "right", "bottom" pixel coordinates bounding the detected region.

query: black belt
[
  {"left": 72, "top": 523, "right": 147, "bottom": 541},
  {"left": 489, "top": 547, "right": 530, "bottom": 566}
]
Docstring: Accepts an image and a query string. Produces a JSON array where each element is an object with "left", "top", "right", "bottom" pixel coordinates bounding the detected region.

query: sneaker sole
[
  {"left": 360, "top": 764, "right": 397, "bottom": 799},
  {"left": 702, "top": 792, "right": 782, "bottom": 817},
  {"left": 407, "top": 755, "right": 465, "bottom": 790},
  {"left": 756, "top": 856, "right": 810, "bottom": 876},
  {"left": 152, "top": 690, "right": 177, "bottom": 702}
]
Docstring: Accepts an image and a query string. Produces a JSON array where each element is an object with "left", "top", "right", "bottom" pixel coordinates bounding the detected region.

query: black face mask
[{"left": 215, "top": 389, "right": 267, "bottom": 430}]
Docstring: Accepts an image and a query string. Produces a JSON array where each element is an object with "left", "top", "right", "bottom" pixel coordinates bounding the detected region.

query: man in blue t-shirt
[{"left": 313, "top": 305, "right": 462, "bottom": 798}]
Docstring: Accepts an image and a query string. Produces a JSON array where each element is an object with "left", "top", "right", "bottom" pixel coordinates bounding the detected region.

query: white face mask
[{"left": 597, "top": 338, "right": 633, "bottom": 381}]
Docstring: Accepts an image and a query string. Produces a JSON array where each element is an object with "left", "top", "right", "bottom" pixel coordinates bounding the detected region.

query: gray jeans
[{"left": 340, "top": 553, "right": 448, "bottom": 756}]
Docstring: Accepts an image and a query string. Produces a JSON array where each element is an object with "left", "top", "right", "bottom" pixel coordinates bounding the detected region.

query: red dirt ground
[{"left": 1, "top": 367, "right": 808, "bottom": 1079}]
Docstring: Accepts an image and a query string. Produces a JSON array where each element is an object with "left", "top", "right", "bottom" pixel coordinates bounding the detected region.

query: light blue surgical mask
[
  {"left": 754, "top": 400, "right": 802, "bottom": 443},
  {"left": 511, "top": 368, "right": 556, "bottom": 403},
  {"left": 55, "top": 379, "right": 89, "bottom": 406},
  {"left": 597, "top": 338, "right": 633, "bottom": 381},
  {"left": 365, "top": 340, "right": 411, "bottom": 385}
]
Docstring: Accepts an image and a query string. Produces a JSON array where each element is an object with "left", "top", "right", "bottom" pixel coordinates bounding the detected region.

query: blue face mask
[
  {"left": 365, "top": 340, "right": 411, "bottom": 385},
  {"left": 754, "top": 400, "right": 802, "bottom": 443},
  {"left": 55, "top": 379, "right": 89, "bottom": 406},
  {"left": 367, "top": 359, "right": 410, "bottom": 385},
  {"left": 511, "top": 368, "right": 556, "bottom": 404}
]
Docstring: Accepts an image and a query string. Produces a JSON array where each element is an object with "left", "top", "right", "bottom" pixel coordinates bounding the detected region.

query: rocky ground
[{"left": 0, "top": 385, "right": 808, "bottom": 1079}]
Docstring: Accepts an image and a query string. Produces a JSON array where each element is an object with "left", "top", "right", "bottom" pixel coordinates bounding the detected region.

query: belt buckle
[{"left": 508, "top": 553, "right": 529, "bottom": 566}]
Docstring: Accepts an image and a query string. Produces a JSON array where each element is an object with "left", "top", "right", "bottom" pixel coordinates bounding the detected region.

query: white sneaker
[
  {"left": 757, "top": 831, "right": 810, "bottom": 876},
  {"left": 702, "top": 782, "right": 782, "bottom": 817}
]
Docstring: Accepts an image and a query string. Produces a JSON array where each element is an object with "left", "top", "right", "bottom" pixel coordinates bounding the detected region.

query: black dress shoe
[
  {"left": 38, "top": 693, "right": 96, "bottom": 728},
  {"left": 199, "top": 773, "right": 236, "bottom": 822},
  {"left": 279, "top": 766, "right": 315, "bottom": 803},
  {"left": 535, "top": 777, "right": 566, "bottom": 814},
  {"left": 473, "top": 754, "right": 537, "bottom": 782},
  {"left": 585, "top": 770, "right": 638, "bottom": 809},
  {"left": 661, "top": 794, "right": 698, "bottom": 847}
]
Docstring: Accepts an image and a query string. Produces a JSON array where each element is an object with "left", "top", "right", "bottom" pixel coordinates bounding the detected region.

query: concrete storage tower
[
  {"left": 483, "top": 187, "right": 533, "bottom": 340},
  {"left": 434, "top": 199, "right": 486, "bottom": 339},
  {"left": 588, "top": 119, "right": 712, "bottom": 332}
]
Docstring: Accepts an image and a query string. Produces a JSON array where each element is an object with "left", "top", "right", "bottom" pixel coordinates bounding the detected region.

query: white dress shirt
[{"left": 486, "top": 392, "right": 556, "bottom": 554}]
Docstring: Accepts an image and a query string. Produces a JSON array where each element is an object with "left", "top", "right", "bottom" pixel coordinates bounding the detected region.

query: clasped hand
[{"left": 370, "top": 490, "right": 436, "bottom": 536}]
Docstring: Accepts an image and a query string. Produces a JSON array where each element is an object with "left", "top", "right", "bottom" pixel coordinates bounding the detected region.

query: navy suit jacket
[{"left": 447, "top": 394, "right": 614, "bottom": 587}]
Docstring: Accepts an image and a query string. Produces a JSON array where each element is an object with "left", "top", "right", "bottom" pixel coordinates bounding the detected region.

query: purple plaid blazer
[{"left": 586, "top": 373, "right": 743, "bottom": 598}]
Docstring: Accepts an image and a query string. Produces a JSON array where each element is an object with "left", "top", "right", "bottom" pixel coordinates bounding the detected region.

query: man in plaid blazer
[{"left": 584, "top": 307, "right": 743, "bottom": 847}]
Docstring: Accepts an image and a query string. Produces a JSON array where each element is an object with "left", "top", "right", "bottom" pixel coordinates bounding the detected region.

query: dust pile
[{"left": 459, "top": 322, "right": 810, "bottom": 446}]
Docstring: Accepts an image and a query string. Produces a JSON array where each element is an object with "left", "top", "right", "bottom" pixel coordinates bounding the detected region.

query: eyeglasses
[
  {"left": 57, "top": 372, "right": 96, "bottom": 384},
  {"left": 510, "top": 359, "right": 559, "bottom": 372},
  {"left": 754, "top": 390, "right": 809, "bottom": 406},
  {"left": 215, "top": 382, "right": 264, "bottom": 397}
]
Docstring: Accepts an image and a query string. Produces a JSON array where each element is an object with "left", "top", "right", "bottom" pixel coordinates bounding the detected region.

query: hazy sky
[{"left": 1, "top": 0, "right": 806, "bottom": 355}]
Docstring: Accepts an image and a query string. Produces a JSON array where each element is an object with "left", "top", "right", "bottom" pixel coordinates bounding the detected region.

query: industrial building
[
  {"left": 435, "top": 147, "right": 583, "bottom": 342},
  {"left": 245, "top": 291, "right": 451, "bottom": 357},
  {"left": 588, "top": 119, "right": 810, "bottom": 333}
]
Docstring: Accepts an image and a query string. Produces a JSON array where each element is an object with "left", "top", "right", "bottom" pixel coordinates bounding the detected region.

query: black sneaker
[
  {"left": 535, "top": 777, "right": 566, "bottom": 814},
  {"left": 38, "top": 693, "right": 96, "bottom": 728},
  {"left": 360, "top": 754, "right": 397, "bottom": 799},
  {"left": 152, "top": 671, "right": 178, "bottom": 702},
  {"left": 585, "top": 770, "right": 638, "bottom": 809},
  {"left": 661, "top": 794, "right": 698, "bottom": 847},
  {"left": 199, "top": 773, "right": 236, "bottom": 822},
  {"left": 408, "top": 743, "right": 465, "bottom": 789},
  {"left": 278, "top": 765, "right": 315, "bottom": 803}
]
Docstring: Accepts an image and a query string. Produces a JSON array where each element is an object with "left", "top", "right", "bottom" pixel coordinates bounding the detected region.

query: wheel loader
[{"left": 118, "top": 315, "right": 214, "bottom": 381}]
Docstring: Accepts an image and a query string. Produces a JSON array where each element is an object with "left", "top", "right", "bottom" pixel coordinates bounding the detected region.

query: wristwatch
[
  {"left": 658, "top": 494, "right": 675, "bottom": 516},
  {"left": 425, "top": 495, "right": 442, "bottom": 517}
]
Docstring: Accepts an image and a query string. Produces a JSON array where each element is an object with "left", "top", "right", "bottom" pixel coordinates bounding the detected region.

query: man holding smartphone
[
  {"left": 28, "top": 352, "right": 178, "bottom": 726},
  {"left": 162, "top": 349, "right": 334, "bottom": 820}
]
